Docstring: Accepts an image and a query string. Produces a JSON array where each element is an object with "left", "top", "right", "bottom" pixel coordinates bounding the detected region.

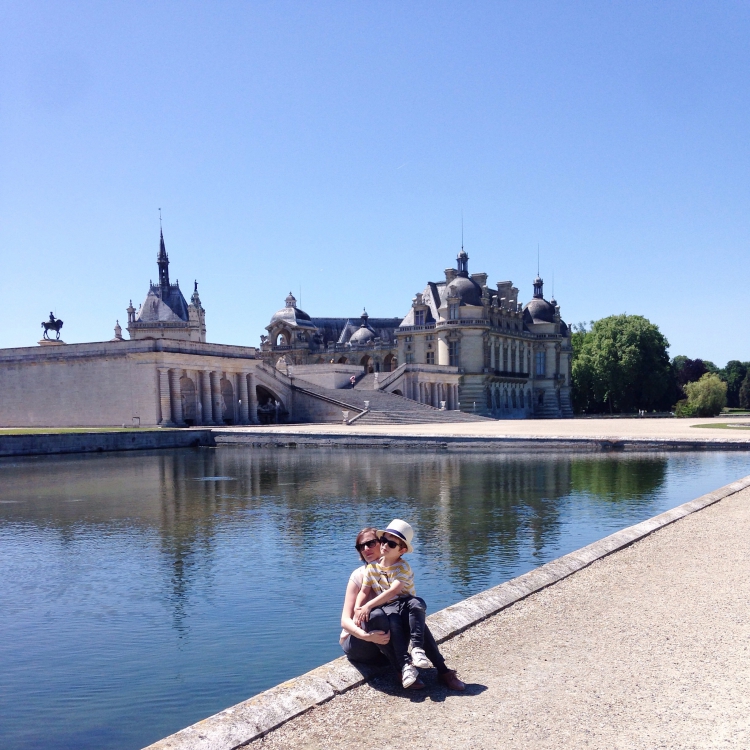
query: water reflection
[{"left": 1, "top": 448, "right": 745, "bottom": 750}]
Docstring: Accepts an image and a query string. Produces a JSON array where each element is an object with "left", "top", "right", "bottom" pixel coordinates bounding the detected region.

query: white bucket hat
[{"left": 377, "top": 519, "right": 414, "bottom": 553}]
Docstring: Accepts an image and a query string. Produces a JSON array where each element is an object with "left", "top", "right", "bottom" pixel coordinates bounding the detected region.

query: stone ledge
[{"left": 142, "top": 473, "right": 750, "bottom": 750}]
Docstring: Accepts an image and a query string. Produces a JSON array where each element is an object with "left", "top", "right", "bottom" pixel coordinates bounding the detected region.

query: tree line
[{"left": 570, "top": 314, "right": 749, "bottom": 416}]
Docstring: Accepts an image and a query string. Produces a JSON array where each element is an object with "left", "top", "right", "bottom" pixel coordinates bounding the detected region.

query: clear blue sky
[{"left": 1, "top": 1, "right": 748, "bottom": 366}]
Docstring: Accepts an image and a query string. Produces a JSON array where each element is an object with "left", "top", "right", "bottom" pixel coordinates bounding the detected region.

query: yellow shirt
[{"left": 362, "top": 558, "right": 416, "bottom": 599}]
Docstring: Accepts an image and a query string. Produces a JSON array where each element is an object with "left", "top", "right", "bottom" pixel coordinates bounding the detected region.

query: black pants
[
  {"left": 341, "top": 608, "right": 397, "bottom": 670},
  {"left": 382, "top": 596, "right": 432, "bottom": 670},
  {"left": 343, "top": 602, "right": 448, "bottom": 674}
]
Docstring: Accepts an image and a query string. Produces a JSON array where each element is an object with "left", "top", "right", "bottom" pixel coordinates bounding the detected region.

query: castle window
[
  {"left": 405, "top": 352, "right": 415, "bottom": 364},
  {"left": 448, "top": 302, "right": 459, "bottom": 320},
  {"left": 426, "top": 351, "right": 435, "bottom": 365},
  {"left": 414, "top": 310, "right": 425, "bottom": 326},
  {"left": 536, "top": 351, "right": 546, "bottom": 376},
  {"left": 449, "top": 341, "right": 459, "bottom": 366},
  {"left": 404, "top": 335, "right": 412, "bottom": 342},
  {"left": 425, "top": 334, "right": 434, "bottom": 341}
]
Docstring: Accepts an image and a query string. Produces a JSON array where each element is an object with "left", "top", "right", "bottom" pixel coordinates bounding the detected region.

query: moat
[{"left": 1, "top": 447, "right": 748, "bottom": 750}]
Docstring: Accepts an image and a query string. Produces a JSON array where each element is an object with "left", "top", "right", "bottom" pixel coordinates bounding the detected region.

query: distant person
[
  {"left": 349, "top": 375, "right": 357, "bottom": 388},
  {"left": 340, "top": 526, "right": 464, "bottom": 691}
]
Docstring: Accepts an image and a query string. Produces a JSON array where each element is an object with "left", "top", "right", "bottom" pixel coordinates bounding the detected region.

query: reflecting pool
[{"left": 0, "top": 448, "right": 748, "bottom": 750}]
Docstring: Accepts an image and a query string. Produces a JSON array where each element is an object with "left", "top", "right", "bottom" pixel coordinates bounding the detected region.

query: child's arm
[
  {"left": 358, "top": 580, "right": 404, "bottom": 618},
  {"left": 354, "top": 584, "right": 372, "bottom": 611}
]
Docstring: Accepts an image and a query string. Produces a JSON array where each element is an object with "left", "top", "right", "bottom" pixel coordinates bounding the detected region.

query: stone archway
[
  {"left": 256, "top": 384, "right": 286, "bottom": 425},
  {"left": 220, "top": 376, "right": 234, "bottom": 424},
  {"left": 383, "top": 353, "right": 396, "bottom": 372},
  {"left": 337, "top": 356, "right": 348, "bottom": 364},
  {"left": 360, "top": 355, "right": 373, "bottom": 374},
  {"left": 276, "top": 330, "right": 291, "bottom": 346},
  {"left": 180, "top": 374, "right": 197, "bottom": 425}
]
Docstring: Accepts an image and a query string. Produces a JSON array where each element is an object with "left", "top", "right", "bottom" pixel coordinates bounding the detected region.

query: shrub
[
  {"left": 683, "top": 373, "right": 727, "bottom": 417},
  {"left": 673, "top": 399, "right": 696, "bottom": 417}
]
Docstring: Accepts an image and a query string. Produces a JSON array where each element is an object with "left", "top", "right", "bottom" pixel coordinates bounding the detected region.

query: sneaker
[
  {"left": 405, "top": 677, "right": 425, "bottom": 690},
  {"left": 402, "top": 663, "right": 419, "bottom": 688},
  {"left": 439, "top": 669, "right": 466, "bottom": 691},
  {"left": 410, "top": 646, "right": 431, "bottom": 669}
]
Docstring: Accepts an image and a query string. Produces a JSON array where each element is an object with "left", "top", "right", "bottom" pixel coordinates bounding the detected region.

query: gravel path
[
  {"left": 253, "top": 487, "right": 750, "bottom": 749},
  {"left": 221, "top": 417, "right": 750, "bottom": 443}
]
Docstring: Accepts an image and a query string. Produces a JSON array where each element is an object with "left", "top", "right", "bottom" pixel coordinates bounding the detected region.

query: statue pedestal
[{"left": 38, "top": 339, "right": 66, "bottom": 346}]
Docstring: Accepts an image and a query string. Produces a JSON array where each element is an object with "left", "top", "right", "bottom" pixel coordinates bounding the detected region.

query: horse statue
[{"left": 41, "top": 312, "right": 64, "bottom": 340}]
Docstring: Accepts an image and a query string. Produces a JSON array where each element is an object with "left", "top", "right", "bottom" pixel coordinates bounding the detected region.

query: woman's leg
[
  {"left": 341, "top": 633, "right": 384, "bottom": 664},
  {"left": 341, "top": 607, "right": 394, "bottom": 665},
  {"left": 404, "top": 596, "right": 426, "bottom": 650},
  {"left": 421, "top": 623, "right": 448, "bottom": 674}
]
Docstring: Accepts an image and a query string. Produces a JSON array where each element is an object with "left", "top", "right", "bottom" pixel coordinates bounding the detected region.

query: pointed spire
[{"left": 157, "top": 228, "right": 169, "bottom": 289}]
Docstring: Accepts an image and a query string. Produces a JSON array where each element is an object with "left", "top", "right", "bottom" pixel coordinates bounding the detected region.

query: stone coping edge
[
  {"left": 213, "top": 430, "right": 750, "bottom": 452},
  {"left": 143, "top": 473, "right": 750, "bottom": 750}
]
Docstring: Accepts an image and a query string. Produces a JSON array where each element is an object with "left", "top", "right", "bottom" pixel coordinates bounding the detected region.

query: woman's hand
[{"left": 366, "top": 629, "right": 390, "bottom": 645}]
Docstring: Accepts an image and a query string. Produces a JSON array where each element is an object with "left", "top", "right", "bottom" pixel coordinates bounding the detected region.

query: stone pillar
[
  {"left": 158, "top": 368, "right": 174, "bottom": 426},
  {"left": 169, "top": 368, "right": 185, "bottom": 426},
  {"left": 201, "top": 371, "right": 214, "bottom": 425},
  {"left": 238, "top": 372, "right": 250, "bottom": 425},
  {"left": 211, "top": 371, "right": 223, "bottom": 425},
  {"left": 432, "top": 382, "right": 439, "bottom": 408},
  {"left": 248, "top": 373, "right": 259, "bottom": 424},
  {"left": 437, "top": 332, "right": 450, "bottom": 366},
  {"left": 454, "top": 384, "right": 460, "bottom": 410}
]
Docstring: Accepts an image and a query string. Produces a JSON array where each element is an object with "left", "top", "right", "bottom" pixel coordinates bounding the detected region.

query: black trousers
[
  {"left": 341, "top": 608, "right": 397, "bottom": 669},
  {"left": 343, "top": 601, "right": 448, "bottom": 674}
]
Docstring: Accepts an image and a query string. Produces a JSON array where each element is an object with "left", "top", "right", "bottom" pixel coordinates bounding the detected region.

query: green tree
[
  {"left": 683, "top": 373, "right": 727, "bottom": 417},
  {"left": 571, "top": 314, "right": 673, "bottom": 413},
  {"left": 721, "top": 361, "right": 750, "bottom": 407},
  {"left": 739, "top": 371, "right": 750, "bottom": 410}
]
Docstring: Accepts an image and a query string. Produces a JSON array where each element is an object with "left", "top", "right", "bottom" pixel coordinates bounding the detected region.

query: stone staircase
[
  {"left": 292, "top": 380, "right": 491, "bottom": 425},
  {"left": 353, "top": 373, "right": 378, "bottom": 390}
]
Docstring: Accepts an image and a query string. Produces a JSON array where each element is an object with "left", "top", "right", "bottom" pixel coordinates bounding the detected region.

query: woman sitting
[{"left": 340, "top": 526, "right": 465, "bottom": 691}]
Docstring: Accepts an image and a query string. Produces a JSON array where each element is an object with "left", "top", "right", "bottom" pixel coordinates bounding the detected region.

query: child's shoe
[
  {"left": 401, "top": 663, "right": 419, "bottom": 688},
  {"left": 410, "top": 646, "right": 431, "bottom": 669}
]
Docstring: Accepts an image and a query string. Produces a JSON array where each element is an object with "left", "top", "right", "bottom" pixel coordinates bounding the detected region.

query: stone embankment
[
  {"left": 0, "top": 428, "right": 213, "bottom": 457},
  {"left": 215, "top": 416, "right": 750, "bottom": 451},
  {"left": 144, "top": 474, "right": 750, "bottom": 750}
]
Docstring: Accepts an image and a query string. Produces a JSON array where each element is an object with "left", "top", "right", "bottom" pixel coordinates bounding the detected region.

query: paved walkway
[
  {"left": 253, "top": 486, "right": 750, "bottom": 749},
  {"left": 221, "top": 417, "right": 750, "bottom": 444}
]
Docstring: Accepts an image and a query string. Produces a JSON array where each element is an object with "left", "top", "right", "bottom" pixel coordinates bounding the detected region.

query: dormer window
[
  {"left": 414, "top": 310, "right": 425, "bottom": 326},
  {"left": 448, "top": 302, "right": 459, "bottom": 320}
]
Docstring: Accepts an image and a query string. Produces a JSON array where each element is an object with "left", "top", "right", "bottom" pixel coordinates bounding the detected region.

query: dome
[
  {"left": 445, "top": 276, "right": 482, "bottom": 306},
  {"left": 523, "top": 297, "right": 556, "bottom": 324},
  {"left": 269, "top": 292, "right": 313, "bottom": 328},
  {"left": 349, "top": 325, "right": 376, "bottom": 344}
]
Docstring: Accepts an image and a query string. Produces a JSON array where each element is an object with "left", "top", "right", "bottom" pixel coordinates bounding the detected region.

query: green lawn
[
  {"left": 692, "top": 422, "right": 750, "bottom": 430},
  {"left": 0, "top": 427, "right": 169, "bottom": 435}
]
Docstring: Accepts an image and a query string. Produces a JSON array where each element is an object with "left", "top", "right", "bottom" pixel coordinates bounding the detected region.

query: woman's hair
[{"left": 355, "top": 527, "right": 379, "bottom": 561}]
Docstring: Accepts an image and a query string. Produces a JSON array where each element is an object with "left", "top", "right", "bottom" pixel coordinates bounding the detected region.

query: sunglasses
[
  {"left": 356, "top": 539, "right": 380, "bottom": 552},
  {"left": 379, "top": 536, "right": 403, "bottom": 549}
]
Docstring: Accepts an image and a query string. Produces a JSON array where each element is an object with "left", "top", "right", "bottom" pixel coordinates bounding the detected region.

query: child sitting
[{"left": 354, "top": 519, "right": 431, "bottom": 688}]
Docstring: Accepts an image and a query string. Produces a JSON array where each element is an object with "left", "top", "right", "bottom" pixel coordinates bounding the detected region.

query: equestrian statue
[{"left": 41, "top": 312, "right": 64, "bottom": 341}]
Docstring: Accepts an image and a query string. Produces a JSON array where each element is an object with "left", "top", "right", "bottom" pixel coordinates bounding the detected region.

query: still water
[{"left": 1, "top": 447, "right": 748, "bottom": 749}]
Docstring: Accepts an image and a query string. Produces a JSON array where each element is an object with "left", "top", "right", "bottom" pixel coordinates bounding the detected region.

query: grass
[
  {"left": 692, "top": 423, "right": 750, "bottom": 430},
  {"left": 0, "top": 427, "right": 170, "bottom": 435}
]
